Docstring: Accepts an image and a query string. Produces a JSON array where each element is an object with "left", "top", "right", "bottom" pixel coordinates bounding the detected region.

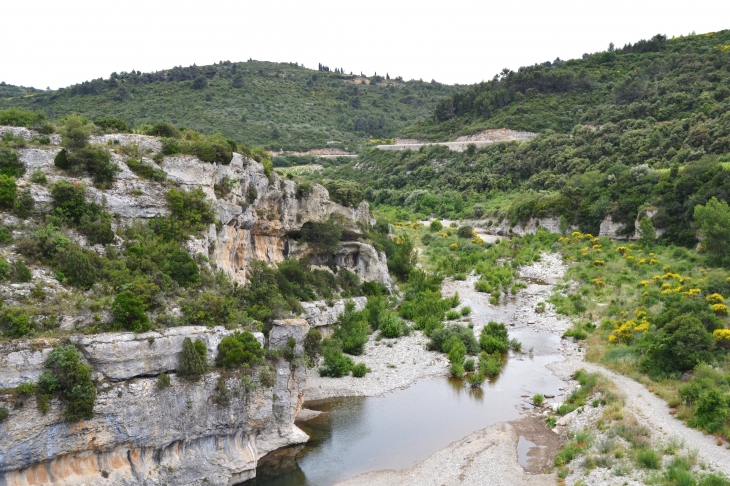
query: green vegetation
[
  {"left": 215, "top": 332, "right": 265, "bottom": 369},
  {"left": 37, "top": 345, "right": 96, "bottom": 421},
  {"left": 111, "top": 290, "right": 151, "bottom": 332},
  {"left": 55, "top": 114, "right": 119, "bottom": 187},
  {"left": 156, "top": 373, "right": 171, "bottom": 389},
  {"left": 178, "top": 337, "right": 207, "bottom": 381},
  {"left": 0, "top": 61, "right": 457, "bottom": 151}
]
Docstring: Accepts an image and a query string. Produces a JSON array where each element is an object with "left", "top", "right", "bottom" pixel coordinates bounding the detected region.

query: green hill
[
  {"left": 0, "top": 61, "right": 457, "bottom": 152},
  {"left": 0, "top": 82, "right": 41, "bottom": 99},
  {"left": 321, "top": 30, "right": 730, "bottom": 248},
  {"left": 401, "top": 31, "right": 730, "bottom": 140}
]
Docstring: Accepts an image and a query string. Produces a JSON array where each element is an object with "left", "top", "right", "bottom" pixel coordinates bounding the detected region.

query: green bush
[
  {"left": 37, "top": 345, "right": 96, "bottom": 422},
  {"left": 148, "top": 122, "right": 179, "bottom": 138},
  {"left": 0, "top": 259, "right": 8, "bottom": 279},
  {"left": 323, "top": 179, "right": 364, "bottom": 207},
  {"left": 300, "top": 220, "right": 342, "bottom": 254},
  {"left": 479, "top": 351, "right": 503, "bottom": 376},
  {"left": 0, "top": 148, "right": 25, "bottom": 178},
  {"left": 457, "top": 225, "right": 474, "bottom": 238},
  {"left": 165, "top": 249, "right": 200, "bottom": 287},
  {"left": 192, "top": 76, "right": 208, "bottom": 90},
  {"left": 0, "top": 107, "right": 45, "bottom": 127},
  {"left": 319, "top": 344, "right": 354, "bottom": 377},
  {"left": 0, "top": 174, "right": 17, "bottom": 209},
  {"left": 126, "top": 158, "right": 166, "bottom": 182},
  {"left": 0, "top": 406, "right": 8, "bottom": 421},
  {"left": 429, "top": 220, "right": 443, "bottom": 231},
  {"left": 446, "top": 310, "right": 460, "bottom": 320},
  {"left": 351, "top": 362, "right": 370, "bottom": 377},
  {"left": 0, "top": 307, "right": 33, "bottom": 338},
  {"left": 57, "top": 247, "right": 99, "bottom": 289},
  {"left": 379, "top": 311, "right": 406, "bottom": 338},
  {"left": 156, "top": 373, "right": 171, "bottom": 389},
  {"left": 14, "top": 189, "right": 34, "bottom": 218},
  {"left": 447, "top": 337, "right": 467, "bottom": 365},
  {"left": 215, "top": 332, "right": 264, "bottom": 369},
  {"left": 94, "top": 117, "right": 131, "bottom": 133},
  {"left": 50, "top": 181, "right": 115, "bottom": 244},
  {"left": 161, "top": 137, "right": 181, "bottom": 155},
  {"left": 428, "top": 325, "right": 480, "bottom": 355},
  {"left": 333, "top": 300, "right": 369, "bottom": 355},
  {"left": 467, "top": 370, "right": 485, "bottom": 387},
  {"left": 694, "top": 197, "right": 730, "bottom": 267},
  {"left": 464, "top": 358, "right": 476, "bottom": 372},
  {"left": 60, "top": 114, "right": 91, "bottom": 151},
  {"left": 636, "top": 448, "right": 662, "bottom": 469},
  {"left": 643, "top": 314, "right": 714, "bottom": 377},
  {"left": 365, "top": 295, "right": 387, "bottom": 330},
  {"left": 304, "top": 328, "right": 323, "bottom": 364},
  {"left": 480, "top": 322, "right": 509, "bottom": 354},
  {"left": 54, "top": 148, "right": 71, "bottom": 169},
  {"left": 159, "top": 188, "right": 216, "bottom": 240},
  {"left": 449, "top": 362, "right": 465, "bottom": 378},
  {"left": 12, "top": 260, "right": 32, "bottom": 282},
  {"left": 178, "top": 337, "right": 207, "bottom": 381},
  {"left": 460, "top": 306, "right": 472, "bottom": 316},
  {"left": 111, "top": 290, "right": 150, "bottom": 332}
]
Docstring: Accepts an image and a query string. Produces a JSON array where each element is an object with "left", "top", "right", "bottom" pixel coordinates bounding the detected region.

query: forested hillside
[
  {"left": 402, "top": 31, "right": 730, "bottom": 140},
  {"left": 0, "top": 61, "right": 456, "bottom": 152},
  {"left": 323, "top": 31, "right": 730, "bottom": 251}
]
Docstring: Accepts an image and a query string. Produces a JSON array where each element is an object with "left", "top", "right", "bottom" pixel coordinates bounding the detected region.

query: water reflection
[{"left": 243, "top": 330, "right": 565, "bottom": 486}]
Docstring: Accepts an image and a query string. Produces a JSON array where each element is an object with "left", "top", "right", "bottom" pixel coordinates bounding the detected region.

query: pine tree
[{"left": 179, "top": 337, "right": 206, "bottom": 381}]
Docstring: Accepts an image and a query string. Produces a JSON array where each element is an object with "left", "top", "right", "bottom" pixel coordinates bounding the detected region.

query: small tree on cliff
[{"left": 179, "top": 337, "right": 206, "bottom": 381}]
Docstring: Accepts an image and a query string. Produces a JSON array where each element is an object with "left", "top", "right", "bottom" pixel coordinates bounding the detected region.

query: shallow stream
[{"left": 242, "top": 329, "right": 565, "bottom": 486}]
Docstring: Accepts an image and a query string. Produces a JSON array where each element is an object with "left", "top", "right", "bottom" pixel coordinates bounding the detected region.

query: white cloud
[{"left": 1, "top": 0, "right": 728, "bottom": 89}]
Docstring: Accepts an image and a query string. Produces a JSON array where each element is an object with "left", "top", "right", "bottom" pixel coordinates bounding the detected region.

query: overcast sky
[{"left": 2, "top": 0, "right": 729, "bottom": 90}]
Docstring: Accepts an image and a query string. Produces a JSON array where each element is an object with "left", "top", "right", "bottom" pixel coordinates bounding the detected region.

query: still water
[{"left": 243, "top": 330, "right": 564, "bottom": 486}]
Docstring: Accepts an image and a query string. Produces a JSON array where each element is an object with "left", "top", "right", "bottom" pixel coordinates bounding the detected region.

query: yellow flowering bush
[
  {"left": 609, "top": 316, "right": 651, "bottom": 343},
  {"left": 706, "top": 293, "right": 725, "bottom": 304},
  {"left": 616, "top": 246, "right": 630, "bottom": 255},
  {"left": 640, "top": 280, "right": 649, "bottom": 287},
  {"left": 649, "top": 259, "right": 660, "bottom": 265},
  {"left": 592, "top": 278, "right": 605, "bottom": 287},
  {"left": 684, "top": 288, "right": 702, "bottom": 296},
  {"left": 713, "top": 304, "right": 729, "bottom": 316},
  {"left": 449, "top": 243, "right": 459, "bottom": 251},
  {"left": 714, "top": 329, "right": 730, "bottom": 348},
  {"left": 593, "top": 260, "right": 605, "bottom": 267},
  {"left": 471, "top": 237, "right": 484, "bottom": 245}
]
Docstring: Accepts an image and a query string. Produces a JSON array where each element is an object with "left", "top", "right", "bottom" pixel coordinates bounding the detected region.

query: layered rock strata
[{"left": 0, "top": 322, "right": 307, "bottom": 486}]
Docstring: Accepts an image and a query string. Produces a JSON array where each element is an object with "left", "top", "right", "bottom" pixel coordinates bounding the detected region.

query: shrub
[
  {"left": 379, "top": 311, "right": 406, "bottom": 338},
  {"left": 0, "top": 407, "right": 8, "bottom": 421},
  {"left": 694, "top": 197, "right": 730, "bottom": 267},
  {"left": 12, "top": 260, "right": 32, "bottom": 282},
  {"left": 57, "top": 247, "right": 99, "bottom": 289},
  {"left": 29, "top": 169, "right": 46, "bottom": 184},
  {"left": 0, "top": 307, "right": 33, "bottom": 338},
  {"left": 429, "top": 220, "right": 443, "bottom": 232},
  {"left": 428, "top": 325, "right": 480, "bottom": 355},
  {"left": 449, "top": 362, "right": 465, "bottom": 377},
  {"left": 161, "top": 188, "right": 216, "bottom": 239},
  {"left": 0, "top": 148, "right": 25, "bottom": 178},
  {"left": 480, "top": 322, "right": 509, "bottom": 354},
  {"left": 323, "top": 179, "right": 364, "bottom": 207},
  {"left": 126, "top": 158, "right": 166, "bottom": 182},
  {"left": 296, "top": 181, "right": 314, "bottom": 199},
  {"left": 183, "top": 134, "right": 234, "bottom": 164},
  {"left": 464, "top": 358, "right": 476, "bottom": 372},
  {"left": 192, "top": 76, "right": 208, "bottom": 90},
  {"left": 333, "top": 300, "right": 369, "bottom": 355},
  {"left": 460, "top": 306, "right": 472, "bottom": 316},
  {"left": 0, "top": 174, "right": 17, "bottom": 209},
  {"left": 165, "top": 249, "right": 200, "bottom": 287},
  {"left": 351, "top": 362, "right": 370, "bottom": 377},
  {"left": 479, "top": 351, "right": 502, "bottom": 376},
  {"left": 148, "top": 122, "right": 179, "bottom": 138},
  {"left": 472, "top": 205, "right": 486, "bottom": 218},
  {"left": 178, "top": 337, "right": 207, "bottom": 381},
  {"left": 636, "top": 448, "right": 662, "bottom": 469},
  {"left": 643, "top": 314, "right": 714, "bottom": 376},
  {"left": 112, "top": 291, "right": 150, "bottom": 332},
  {"left": 300, "top": 220, "right": 342, "bottom": 254},
  {"left": 94, "top": 117, "right": 131, "bottom": 133},
  {"left": 446, "top": 310, "right": 460, "bottom": 320},
  {"left": 304, "top": 328, "right": 323, "bottom": 364},
  {"left": 319, "top": 344, "right": 354, "bottom": 377},
  {"left": 0, "top": 107, "right": 44, "bottom": 127},
  {"left": 14, "top": 189, "right": 34, "bottom": 218},
  {"left": 467, "top": 371, "right": 485, "bottom": 387},
  {"left": 54, "top": 148, "right": 71, "bottom": 169},
  {"left": 0, "top": 259, "right": 8, "bottom": 279},
  {"left": 457, "top": 225, "right": 474, "bottom": 238},
  {"left": 389, "top": 233, "right": 418, "bottom": 281},
  {"left": 447, "top": 339, "right": 467, "bottom": 365},
  {"left": 156, "top": 373, "right": 171, "bottom": 389},
  {"left": 215, "top": 332, "right": 264, "bottom": 369},
  {"left": 366, "top": 295, "right": 387, "bottom": 330},
  {"left": 532, "top": 394, "right": 545, "bottom": 406},
  {"left": 60, "top": 114, "right": 91, "bottom": 151},
  {"left": 37, "top": 345, "right": 96, "bottom": 422}
]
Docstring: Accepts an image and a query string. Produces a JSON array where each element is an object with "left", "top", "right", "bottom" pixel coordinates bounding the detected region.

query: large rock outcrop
[
  {"left": 0, "top": 323, "right": 306, "bottom": 486},
  {"left": 11, "top": 132, "right": 392, "bottom": 290}
]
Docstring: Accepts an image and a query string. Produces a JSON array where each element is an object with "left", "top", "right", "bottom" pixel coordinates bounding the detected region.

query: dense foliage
[
  {"left": 1, "top": 61, "right": 457, "bottom": 151},
  {"left": 37, "top": 346, "right": 97, "bottom": 422}
]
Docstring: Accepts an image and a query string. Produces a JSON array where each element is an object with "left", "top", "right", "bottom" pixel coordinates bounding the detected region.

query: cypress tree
[{"left": 179, "top": 337, "right": 206, "bottom": 381}]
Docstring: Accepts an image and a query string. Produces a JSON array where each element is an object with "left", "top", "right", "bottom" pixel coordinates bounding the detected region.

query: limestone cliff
[
  {"left": 10, "top": 129, "right": 392, "bottom": 290},
  {"left": 0, "top": 322, "right": 307, "bottom": 486}
]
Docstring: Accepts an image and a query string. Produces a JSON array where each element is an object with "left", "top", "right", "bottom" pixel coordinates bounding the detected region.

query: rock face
[
  {"left": 11, "top": 133, "right": 392, "bottom": 290},
  {"left": 377, "top": 128, "right": 536, "bottom": 152},
  {"left": 299, "top": 297, "right": 367, "bottom": 336},
  {"left": 0, "top": 323, "right": 306, "bottom": 486}
]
